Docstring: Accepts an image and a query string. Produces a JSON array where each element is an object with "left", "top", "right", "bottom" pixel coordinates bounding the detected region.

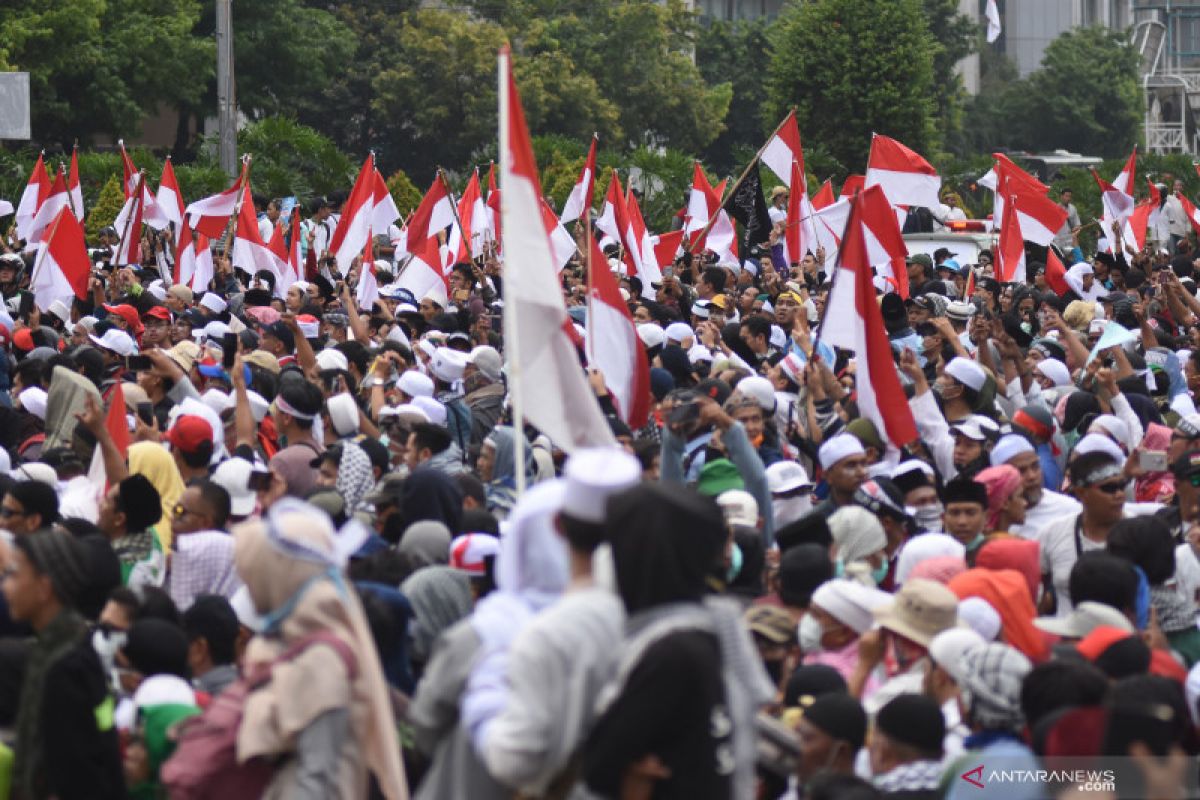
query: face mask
[
  {"left": 772, "top": 495, "right": 812, "bottom": 528},
  {"left": 797, "top": 614, "right": 825, "bottom": 654},
  {"left": 871, "top": 559, "right": 890, "bottom": 586},
  {"left": 727, "top": 542, "right": 744, "bottom": 583},
  {"left": 378, "top": 434, "right": 390, "bottom": 448},
  {"left": 914, "top": 502, "right": 944, "bottom": 532}
]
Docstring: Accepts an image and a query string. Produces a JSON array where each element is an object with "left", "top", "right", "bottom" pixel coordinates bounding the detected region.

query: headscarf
[
  {"left": 957, "top": 642, "right": 1032, "bottom": 732},
  {"left": 828, "top": 506, "right": 886, "bottom": 565},
  {"left": 336, "top": 440, "right": 374, "bottom": 516},
  {"left": 975, "top": 464, "right": 1023, "bottom": 531},
  {"left": 462, "top": 480, "right": 571, "bottom": 750},
  {"left": 44, "top": 365, "right": 101, "bottom": 451},
  {"left": 909, "top": 555, "right": 967, "bottom": 585},
  {"left": 894, "top": 533, "right": 965, "bottom": 586},
  {"left": 399, "top": 566, "right": 472, "bottom": 665},
  {"left": 483, "top": 425, "right": 532, "bottom": 489},
  {"left": 949, "top": 568, "right": 1049, "bottom": 663},
  {"left": 976, "top": 539, "right": 1041, "bottom": 603},
  {"left": 396, "top": 521, "right": 452, "bottom": 568},
  {"left": 397, "top": 469, "right": 463, "bottom": 534},
  {"left": 127, "top": 442, "right": 186, "bottom": 550},
  {"left": 232, "top": 501, "right": 407, "bottom": 799}
]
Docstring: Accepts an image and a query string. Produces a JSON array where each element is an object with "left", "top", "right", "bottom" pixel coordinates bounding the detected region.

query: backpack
[{"left": 160, "top": 630, "right": 358, "bottom": 800}]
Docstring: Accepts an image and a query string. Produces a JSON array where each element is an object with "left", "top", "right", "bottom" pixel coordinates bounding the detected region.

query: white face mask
[
  {"left": 913, "top": 502, "right": 944, "bottom": 532},
  {"left": 773, "top": 494, "right": 813, "bottom": 528},
  {"left": 797, "top": 613, "right": 825, "bottom": 654}
]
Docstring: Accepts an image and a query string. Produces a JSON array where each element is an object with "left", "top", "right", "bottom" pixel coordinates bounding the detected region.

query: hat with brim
[{"left": 873, "top": 578, "right": 964, "bottom": 647}]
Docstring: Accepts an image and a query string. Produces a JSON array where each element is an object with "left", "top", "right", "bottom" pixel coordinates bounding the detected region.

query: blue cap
[{"left": 197, "top": 364, "right": 253, "bottom": 385}]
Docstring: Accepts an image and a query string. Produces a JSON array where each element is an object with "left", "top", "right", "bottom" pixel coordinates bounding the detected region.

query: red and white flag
[
  {"left": 840, "top": 175, "right": 865, "bottom": 198},
  {"left": 448, "top": 170, "right": 489, "bottom": 263},
  {"left": 559, "top": 135, "right": 597, "bottom": 225},
  {"left": 396, "top": 226, "right": 449, "bottom": 307},
  {"left": 118, "top": 140, "right": 169, "bottom": 230},
  {"left": 405, "top": 176, "right": 455, "bottom": 248},
  {"left": 859, "top": 186, "right": 910, "bottom": 299},
  {"left": 865, "top": 134, "right": 941, "bottom": 209},
  {"left": 86, "top": 381, "right": 131, "bottom": 493},
  {"left": 112, "top": 173, "right": 146, "bottom": 266},
  {"left": 15, "top": 153, "right": 51, "bottom": 242},
  {"left": 283, "top": 206, "right": 303, "bottom": 293},
  {"left": 586, "top": 233, "right": 650, "bottom": 429},
  {"left": 29, "top": 206, "right": 90, "bottom": 312},
  {"left": 1177, "top": 192, "right": 1200, "bottom": 236},
  {"left": 997, "top": 183, "right": 1026, "bottom": 283},
  {"left": 356, "top": 235, "right": 379, "bottom": 310},
  {"left": 782, "top": 159, "right": 808, "bottom": 265},
  {"left": 978, "top": 154, "right": 1064, "bottom": 244},
  {"left": 761, "top": 110, "right": 805, "bottom": 187},
  {"left": 370, "top": 168, "right": 401, "bottom": 240},
  {"left": 625, "top": 189, "right": 662, "bottom": 289},
  {"left": 485, "top": 162, "right": 501, "bottom": 252},
  {"left": 683, "top": 164, "right": 737, "bottom": 266},
  {"left": 820, "top": 184, "right": 917, "bottom": 448},
  {"left": 184, "top": 160, "right": 249, "bottom": 239},
  {"left": 26, "top": 166, "right": 71, "bottom": 246},
  {"left": 540, "top": 197, "right": 577, "bottom": 272},
  {"left": 653, "top": 230, "right": 685, "bottom": 267},
  {"left": 68, "top": 147, "right": 84, "bottom": 221},
  {"left": 233, "top": 186, "right": 284, "bottom": 282},
  {"left": 499, "top": 47, "right": 615, "bottom": 451},
  {"left": 174, "top": 220, "right": 197, "bottom": 286},
  {"left": 1112, "top": 148, "right": 1137, "bottom": 197},
  {"left": 812, "top": 179, "right": 835, "bottom": 210},
  {"left": 328, "top": 155, "right": 377, "bottom": 277},
  {"left": 1045, "top": 247, "right": 1070, "bottom": 297},
  {"left": 156, "top": 157, "right": 186, "bottom": 229},
  {"left": 1125, "top": 201, "right": 1154, "bottom": 254},
  {"left": 188, "top": 230, "right": 215, "bottom": 293}
]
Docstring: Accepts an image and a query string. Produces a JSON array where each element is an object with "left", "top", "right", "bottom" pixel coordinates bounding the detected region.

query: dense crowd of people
[{"left": 1, "top": 178, "right": 1200, "bottom": 800}]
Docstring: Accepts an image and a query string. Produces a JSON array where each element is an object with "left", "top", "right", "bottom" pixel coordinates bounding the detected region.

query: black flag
[{"left": 722, "top": 161, "right": 773, "bottom": 255}]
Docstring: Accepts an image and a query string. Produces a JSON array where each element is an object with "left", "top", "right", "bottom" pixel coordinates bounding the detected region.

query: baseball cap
[
  {"left": 210, "top": 457, "right": 261, "bottom": 517},
  {"left": 88, "top": 329, "right": 135, "bottom": 357},
  {"left": 449, "top": 533, "right": 500, "bottom": 576},
  {"left": 717, "top": 489, "right": 758, "bottom": 528},
  {"left": 950, "top": 415, "right": 1000, "bottom": 443},
  {"left": 261, "top": 321, "right": 295, "bottom": 352},
  {"left": 766, "top": 461, "right": 812, "bottom": 494},
  {"left": 165, "top": 415, "right": 214, "bottom": 455}
]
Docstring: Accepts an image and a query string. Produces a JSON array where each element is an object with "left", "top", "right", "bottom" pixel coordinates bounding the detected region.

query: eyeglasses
[
  {"left": 1091, "top": 480, "right": 1128, "bottom": 495},
  {"left": 0, "top": 507, "right": 26, "bottom": 520}
]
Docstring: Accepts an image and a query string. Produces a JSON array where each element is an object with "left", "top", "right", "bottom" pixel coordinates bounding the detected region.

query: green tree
[
  {"left": 766, "top": 0, "right": 936, "bottom": 174},
  {"left": 697, "top": 18, "right": 772, "bottom": 174},
  {"left": 921, "top": 0, "right": 977, "bottom": 149},
  {"left": 0, "top": 0, "right": 212, "bottom": 148},
  {"left": 87, "top": 175, "right": 125, "bottom": 239},
  {"left": 1018, "top": 27, "right": 1142, "bottom": 157}
]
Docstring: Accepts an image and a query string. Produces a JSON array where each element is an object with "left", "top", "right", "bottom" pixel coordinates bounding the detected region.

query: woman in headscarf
[
  {"left": 975, "top": 538, "right": 1041, "bottom": 605},
  {"left": 335, "top": 440, "right": 374, "bottom": 518},
  {"left": 1134, "top": 423, "right": 1175, "bottom": 503},
  {"left": 584, "top": 483, "right": 773, "bottom": 800},
  {"left": 974, "top": 464, "right": 1027, "bottom": 534},
  {"left": 827, "top": 506, "right": 889, "bottom": 586},
  {"left": 396, "top": 522, "right": 452, "bottom": 569},
  {"left": 127, "top": 442, "right": 186, "bottom": 551},
  {"left": 475, "top": 426, "right": 531, "bottom": 521},
  {"left": 948, "top": 568, "right": 1050, "bottom": 663},
  {"left": 399, "top": 566, "right": 472, "bottom": 672},
  {"left": 408, "top": 481, "right": 570, "bottom": 800},
  {"left": 232, "top": 498, "right": 408, "bottom": 799},
  {"left": 392, "top": 471, "right": 463, "bottom": 541}
]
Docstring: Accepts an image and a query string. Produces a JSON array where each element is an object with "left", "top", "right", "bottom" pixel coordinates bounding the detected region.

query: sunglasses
[{"left": 1090, "top": 480, "right": 1128, "bottom": 495}]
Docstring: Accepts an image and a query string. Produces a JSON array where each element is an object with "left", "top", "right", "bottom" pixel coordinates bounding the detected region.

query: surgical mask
[
  {"left": 378, "top": 434, "right": 389, "bottom": 448},
  {"left": 797, "top": 614, "right": 825, "bottom": 654},
  {"left": 913, "top": 502, "right": 944, "bottom": 532},
  {"left": 772, "top": 495, "right": 812, "bottom": 528},
  {"left": 871, "top": 560, "right": 890, "bottom": 586}
]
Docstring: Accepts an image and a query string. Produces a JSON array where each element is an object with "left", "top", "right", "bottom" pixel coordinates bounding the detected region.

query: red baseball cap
[
  {"left": 141, "top": 306, "right": 171, "bottom": 321},
  {"left": 103, "top": 304, "right": 141, "bottom": 330},
  {"left": 165, "top": 415, "right": 214, "bottom": 455}
]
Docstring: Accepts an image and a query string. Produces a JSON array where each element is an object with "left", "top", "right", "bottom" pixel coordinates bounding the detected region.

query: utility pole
[{"left": 215, "top": 0, "right": 237, "bottom": 177}]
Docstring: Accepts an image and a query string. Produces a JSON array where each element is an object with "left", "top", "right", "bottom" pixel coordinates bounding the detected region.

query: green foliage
[
  {"left": 921, "top": 0, "right": 976, "bottom": 151},
  {"left": 962, "top": 27, "right": 1142, "bottom": 158},
  {"left": 697, "top": 18, "right": 772, "bottom": 174},
  {"left": 235, "top": 118, "right": 355, "bottom": 198},
  {"left": 0, "top": 0, "right": 212, "bottom": 148},
  {"left": 87, "top": 176, "right": 125, "bottom": 239},
  {"left": 766, "top": 0, "right": 937, "bottom": 175},
  {"left": 386, "top": 170, "right": 423, "bottom": 216}
]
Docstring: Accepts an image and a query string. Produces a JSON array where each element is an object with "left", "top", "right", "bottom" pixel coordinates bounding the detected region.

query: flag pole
[
  {"left": 437, "top": 167, "right": 472, "bottom": 260},
  {"left": 116, "top": 170, "right": 145, "bottom": 267},
  {"left": 498, "top": 48, "right": 526, "bottom": 498},
  {"left": 684, "top": 109, "right": 794, "bottom": 254},
  {"left": 584, "top": 215, "right": 596, "bottom": 366},
  {"left": 223, "top": 154, "right": 253, "bottom": 259}
]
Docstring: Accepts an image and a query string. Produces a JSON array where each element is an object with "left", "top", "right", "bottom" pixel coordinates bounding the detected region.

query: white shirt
[{"left": 1012, "top": 489, "right": 1080, "bottom": 539}]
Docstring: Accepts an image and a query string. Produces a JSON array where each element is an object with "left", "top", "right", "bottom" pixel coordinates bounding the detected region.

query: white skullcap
[
  {"left": 812, "top": 579, "right": 894, "bottom": 635},
  {"left": 430, "top": 347, "right": 467, "bottom": 383},
  {"left": 818, "top": 434, "right": 865, "bottom": 470},
  {"left": 769, "top": 325, "right": 787, "bottom": 350},
  {"left": 664, "top": 322, "right": 693, "bottom": 343},
  {"left": 717, "top": 489, "right": 758, "bottom": 528},
  {"left": 146, "top": 284, "right": 167, "bottom": 302},
  {"left": 18, "top": 387, "right": 46, "bottom": 421},
  {"left": 828, "top": 506, "right": 886, "bottom": 563},
  {"left": 230, "top": 586, "right": 264, "bottom": 633},
  {"left": 929, "top": 628, "right": 987, "bottom": 684},
  {"left": 1073, "top": 432, "right": 1126, "bottom": 464},
  {"left": 562, "top": 447, "right": 642, "bottom": 524},
  {"left": 412, "top": 396, "right": 446, "bottom": 426},
  {"left": 736, "top": 376, "right": 776, "bottom": 411},
  {"left": 315, "top": 348, "right": 350, "bottom": 373},
  {"left": 390, "top": 403, "right": 431, "bottom": 422},
  {"left": 211, "top": 457, "right": 259, "bottom": 517},
  {"left": 638, "top": 323, "right": 665, "bottom": 349},
  {"left": 386, "top": 324, "right": 410, "bottom": 347},
  {"left": 47, "top": 299, "right": 71, "bottom": 325},
  {"left": 1035, "top": 358, "right": 1071, "bottom": 387},
  {"left": 895, "top": 533, "right": 965, "bottom": 586},
  {"left": 10, "top": 462, "right": 57, "bottom": 487},
  {"left": 203, "top": 321, "right": 231, "bottom": 341},
  {"left": 397, "top": 370, "right": 435, "bottom": 399},
  {"left": 944, "top": 356, "right": 986, "bottom": 392},
  {"left": 688, "top": 345, "right": 713, "bottom": 365},
  {"left": 1088, "top": 414, "right": 1130, "bottom": 448},
  {"left": 327, "top": 393, "right": 360, "bottom": 437},
  {"left": 199, "top": 293, "right": 228, "bottom": 314},
  {"left": 220, "top": 390, "right": 270, "bottom": 423},
  {"left": 990, "top": 434, "right": 1035, "bottom": 466},
  {"left": 958, "top": 596, "right": 1001, "bottom": 641},
  {"left": 200, "top": 388, "right": 230, "bottom": 416}
]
